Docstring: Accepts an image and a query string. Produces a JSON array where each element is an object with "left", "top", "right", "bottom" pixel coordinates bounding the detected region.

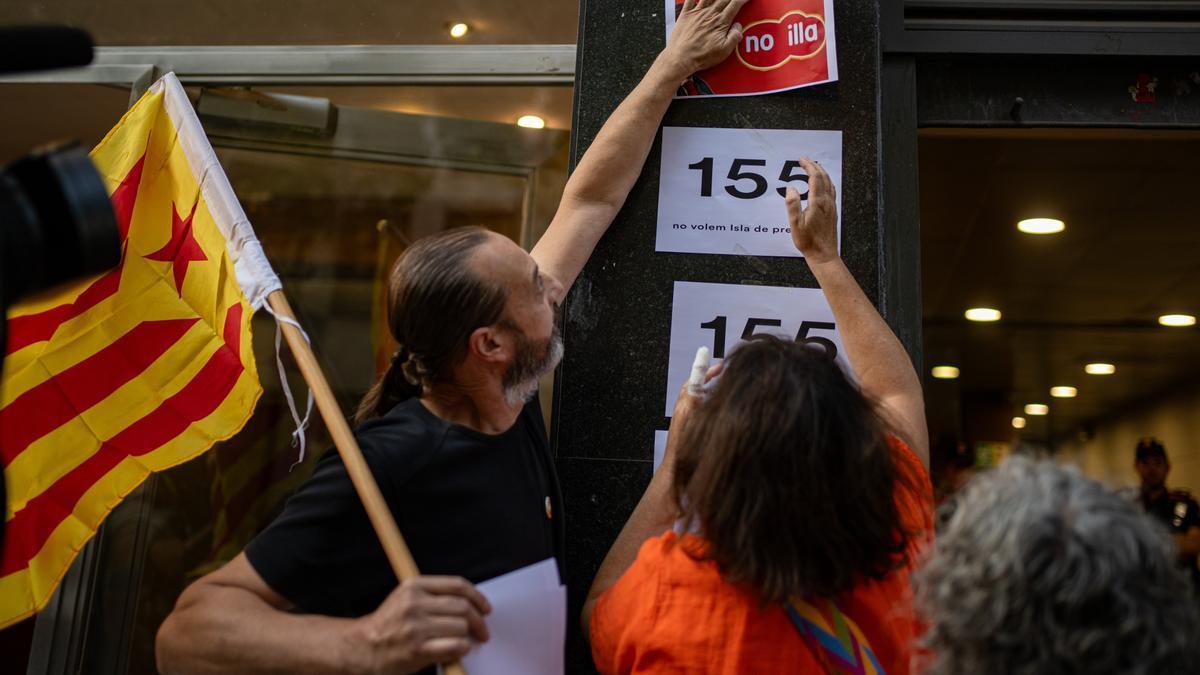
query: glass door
[{"left": 26, "top": 89, "right": 570, "bottom": 675}]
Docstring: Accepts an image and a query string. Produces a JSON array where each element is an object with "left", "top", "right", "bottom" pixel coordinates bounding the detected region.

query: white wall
[{"left": 1059, "top": 383, "right": 1200, "bottom": 493}]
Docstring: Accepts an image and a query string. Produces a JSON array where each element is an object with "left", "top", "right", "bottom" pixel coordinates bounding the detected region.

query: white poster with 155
[
  {"left": 664, "top": 281, "right": 852, "bottom": 416},
  {"left": 656, "top": 126, "right": 842, "bottom": 258}
]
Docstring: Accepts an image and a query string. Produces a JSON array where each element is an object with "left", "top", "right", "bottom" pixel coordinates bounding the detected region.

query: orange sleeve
[
  {"left": 888, "top": 436, "right": 935, "bottom": 556},
  {"left": 589, "top": 534, "right": 671, "bottom": 675}
]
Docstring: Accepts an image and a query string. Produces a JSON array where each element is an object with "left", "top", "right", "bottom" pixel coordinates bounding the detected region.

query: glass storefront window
[
  {"left": 89, "top": 144, "right": 558, "bottom": 671},
  {"left": 1, "top": 80, "right": 571, "bottom": 674},
  {"left": 0, "top": 84, "right": 132, "bottom": 162},
  {"left": 0, "top": 1, "right": 578, "bottom": 45}
]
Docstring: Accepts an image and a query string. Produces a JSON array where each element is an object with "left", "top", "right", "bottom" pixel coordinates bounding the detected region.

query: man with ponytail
[{"left": 156, "top": 2, "right": 751, "bottom": 673}]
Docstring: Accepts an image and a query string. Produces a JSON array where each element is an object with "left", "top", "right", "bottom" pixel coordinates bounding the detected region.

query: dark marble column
[{"left": 555, "top": 1, "right": 885, "bottom": 671}]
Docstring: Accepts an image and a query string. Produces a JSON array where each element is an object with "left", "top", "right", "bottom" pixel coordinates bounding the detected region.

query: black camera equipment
[
  {"left": 1, "top": 143, "right": 122, "bottom": 309},
  {"left": 0, "top": 25, "right": 123, "bottom": 552},
  {"left": 0, "top": 25, "right": 95, "bottom": 75}
]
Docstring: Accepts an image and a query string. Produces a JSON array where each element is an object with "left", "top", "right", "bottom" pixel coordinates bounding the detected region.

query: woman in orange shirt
[{"left": 583, "top": 158, "right": 933, "bottom": 675}]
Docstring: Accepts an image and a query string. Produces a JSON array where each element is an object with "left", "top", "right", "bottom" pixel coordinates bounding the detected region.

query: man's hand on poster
[
  {"left": 785, "top": 157, "right": 838, "bottom": 265},
  {"left": 664, "top": 0, "right": 750, "bottom": 78}
]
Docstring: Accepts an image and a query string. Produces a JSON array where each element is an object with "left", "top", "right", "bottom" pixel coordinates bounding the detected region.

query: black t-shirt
[
  {"left": 1141, "top": 489, "right": 1200, "bottom": 535},
  {"left": 244, "top": 395, "right": 564, "bottom": 618},
  {"left": 1140, "top": 488, "right": 1200, "bottom": 588}
]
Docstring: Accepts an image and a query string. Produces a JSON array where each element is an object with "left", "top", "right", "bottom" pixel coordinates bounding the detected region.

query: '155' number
[
  {"left": 699, "top": 317, "right": 837, "bottom": 359},
  {"left": 687, "top": 157, "right": 809, "bottom": 200}
]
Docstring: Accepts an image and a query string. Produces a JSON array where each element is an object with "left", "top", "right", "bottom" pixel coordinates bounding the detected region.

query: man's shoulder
[
  {"left": 345, "top": 399, "right": 447, "bottom": 470},
  {"left": 360, "top": 399, "right": 439, "bottom": 437}
]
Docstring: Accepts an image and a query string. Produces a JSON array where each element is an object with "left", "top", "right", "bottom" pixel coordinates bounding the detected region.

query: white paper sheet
[
  {"left": 656, "top": 126, "right": 842, "bottom": 258},
  {"left": 653, "top": 430, "right": 701, "bottom": 536},
  {"left": 653, "top": 430, "right": 669, "bottom": 472},
  {"left": 664, "top": 281, "right": 851, "bottom": 416},
  {"left": 460, "top": 558, "right": 565, "bottom": 675}
]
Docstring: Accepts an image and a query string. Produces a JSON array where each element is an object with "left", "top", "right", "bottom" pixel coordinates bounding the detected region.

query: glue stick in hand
[{"left": 687, "top": 346, "right": 711, "bottom": 397}]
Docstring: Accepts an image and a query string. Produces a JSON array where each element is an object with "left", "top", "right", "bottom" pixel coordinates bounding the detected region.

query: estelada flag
[
  {"left": 665, "top": 0, "right": 838, "bottom": 98},
  {"left": 0, "top": 72, "right": 280, "bottom": 628}
]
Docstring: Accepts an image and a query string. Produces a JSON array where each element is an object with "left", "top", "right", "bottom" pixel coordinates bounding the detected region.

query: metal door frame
[{"left": 884, "top": 1, "right": 1200, "bottom": 55}]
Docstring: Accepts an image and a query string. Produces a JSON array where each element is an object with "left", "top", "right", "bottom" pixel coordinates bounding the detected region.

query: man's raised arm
[{"left": 531, "top": 0, "right": 748, "bottom": 290}]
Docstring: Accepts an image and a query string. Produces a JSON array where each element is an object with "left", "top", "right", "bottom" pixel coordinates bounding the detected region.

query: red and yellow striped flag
[{"left": 0, "top": 73, "right": 280, "bottom": 628}]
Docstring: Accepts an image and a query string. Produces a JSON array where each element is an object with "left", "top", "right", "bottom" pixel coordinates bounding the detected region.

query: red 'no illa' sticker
[{"left": 736, "top": 11, "right": 827, "bottom": 71}]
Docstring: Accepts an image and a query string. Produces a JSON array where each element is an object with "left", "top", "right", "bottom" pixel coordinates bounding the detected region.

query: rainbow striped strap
[{"left": 785, "top": 596, "right": 886, "bottom": 675}]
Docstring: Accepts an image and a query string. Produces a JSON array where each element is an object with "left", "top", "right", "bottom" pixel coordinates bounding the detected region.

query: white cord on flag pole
[{"left": 262, "top": 304, "right": 315, "bottom": 469}]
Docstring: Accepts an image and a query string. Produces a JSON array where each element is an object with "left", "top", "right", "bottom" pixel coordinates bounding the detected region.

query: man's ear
[{"left": 468, "top": 325, "right": 509, "bottom": 364}]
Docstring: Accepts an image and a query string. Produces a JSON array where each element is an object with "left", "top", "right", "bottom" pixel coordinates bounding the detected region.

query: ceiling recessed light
[
  {"left": 449, "top": 22, "right": 470, "bottom": 38},
  {"left": 1017, "top": 218, "right": 1066, "bottom": 234},
  {"left": 1159, "top": 314, "right": 1196, "bottom": 327},
  {"left": 1051, "top": 386, "right": 1077, "bottom": 398},
  {"left": 931, "top": 366, "right": 960, "bottom": 380},
  {"left": 1085, "top": 363, "right": 1116, "bottom": 375},
  {"left": 965, "top": 307, "right": 1002, "bottom": 322},
  {"left": 1025, "top": 403, "right": 1049, "bottom": 416},
  {"left": 517, "top": 115, "right": 545, "bottom": 129},
  {"left": 1012, "top": 416, "right": 1027, "bottom": 429}
]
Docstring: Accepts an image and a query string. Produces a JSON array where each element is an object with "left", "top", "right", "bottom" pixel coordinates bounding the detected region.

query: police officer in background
[{"left": 1132, "top": 438, "right": 1200, "bottom": 591}]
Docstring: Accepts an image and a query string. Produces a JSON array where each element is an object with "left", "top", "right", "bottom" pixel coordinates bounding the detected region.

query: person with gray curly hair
[{"left": 915, "top": 456, "right": 1200, "bottom": 675}]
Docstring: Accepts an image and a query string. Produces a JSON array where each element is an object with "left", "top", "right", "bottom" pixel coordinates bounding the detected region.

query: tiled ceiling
[{"left": 920, "top": 128, "right": 1200, "bottom": 448}]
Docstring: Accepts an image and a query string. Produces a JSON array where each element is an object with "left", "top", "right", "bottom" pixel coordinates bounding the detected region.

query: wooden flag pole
[{"left": 267, "top": 290, "right": 468, "bottom": 675}]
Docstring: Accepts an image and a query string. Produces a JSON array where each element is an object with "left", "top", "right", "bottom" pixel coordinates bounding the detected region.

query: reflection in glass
[{"left": 60, "top": 119, "right": 567, "bottom": 674}]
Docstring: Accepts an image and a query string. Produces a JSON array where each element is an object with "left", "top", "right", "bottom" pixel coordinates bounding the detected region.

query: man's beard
[{"left": 502, "top": 320, "right": 564, "bottom": 407}]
